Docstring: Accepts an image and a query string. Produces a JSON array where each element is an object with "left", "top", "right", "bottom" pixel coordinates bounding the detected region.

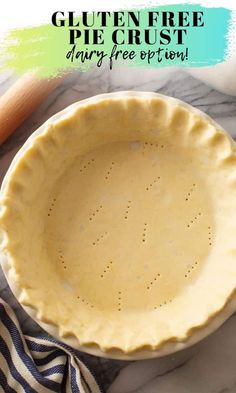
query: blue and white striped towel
[{"left": 0, "top": 299, "right": 102, "bottom": 393}]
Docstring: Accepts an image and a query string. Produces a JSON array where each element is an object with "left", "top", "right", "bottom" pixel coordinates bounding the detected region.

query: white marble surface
[{"left": 1, "top": 66, "right": 236, "bottom": 392}]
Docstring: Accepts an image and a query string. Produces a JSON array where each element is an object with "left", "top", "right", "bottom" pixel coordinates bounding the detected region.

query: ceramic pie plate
[{"left": 1, "top": 91, "right": 236, "bottom": 360}]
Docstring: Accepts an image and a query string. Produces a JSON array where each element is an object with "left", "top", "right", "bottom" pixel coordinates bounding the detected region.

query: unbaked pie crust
[{"left": 1, "top": 92, "right": 236, "bottom": 355}]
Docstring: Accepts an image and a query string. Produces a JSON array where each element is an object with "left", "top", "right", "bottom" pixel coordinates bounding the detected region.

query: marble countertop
[{"left": 1, "top": 66, "right": 236, "bottom": 392}]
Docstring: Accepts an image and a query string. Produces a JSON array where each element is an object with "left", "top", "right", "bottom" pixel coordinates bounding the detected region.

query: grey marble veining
[{"left": 0, "top": 66, "right": 236, "bottom": 392}]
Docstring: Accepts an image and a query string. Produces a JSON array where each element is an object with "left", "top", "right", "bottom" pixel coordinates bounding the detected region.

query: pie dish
[{"left": 1, "top": 91, "right": 236, "bottom": 359}]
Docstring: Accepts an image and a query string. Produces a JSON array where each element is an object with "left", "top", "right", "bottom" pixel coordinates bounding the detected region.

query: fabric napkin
[
  {"left": 0, "top": 298, "right": 102, "bottom": 393},
  {"left": 187, "top": 56, "right": 236, "bottom": 96}
]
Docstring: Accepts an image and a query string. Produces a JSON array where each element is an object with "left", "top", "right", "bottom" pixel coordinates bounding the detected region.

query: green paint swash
[{"left": 0, "top": 4, "right": 232, "bottom": 78}]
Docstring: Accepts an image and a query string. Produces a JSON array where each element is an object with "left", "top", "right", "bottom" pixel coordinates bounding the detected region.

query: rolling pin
[{"left": 0, "top": 72, "right": 63, "bottom": 145}]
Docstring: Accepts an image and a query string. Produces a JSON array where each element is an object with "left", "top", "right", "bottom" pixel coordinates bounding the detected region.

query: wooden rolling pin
[{"left": 0, "top": 72, "right": 63, "bottom": 145}]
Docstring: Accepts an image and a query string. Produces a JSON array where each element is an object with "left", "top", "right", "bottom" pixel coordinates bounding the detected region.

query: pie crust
[{"left": 1, "top": 92, "right": 236, "bottom": 355}]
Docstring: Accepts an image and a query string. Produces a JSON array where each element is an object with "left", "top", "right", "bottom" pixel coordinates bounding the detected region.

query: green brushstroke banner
[{"left": 0, "top": 4, "right": 232, "bottom": 78}]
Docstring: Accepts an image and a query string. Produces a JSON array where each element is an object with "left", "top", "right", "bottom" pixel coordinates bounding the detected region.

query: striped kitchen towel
[{"left": 0, "top": 299, "right": 102, "bottom": 393}]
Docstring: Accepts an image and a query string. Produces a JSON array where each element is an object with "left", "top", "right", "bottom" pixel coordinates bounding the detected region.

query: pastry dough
[{"left": 1, "top": 93, "right": 236, "bottom": 354}]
